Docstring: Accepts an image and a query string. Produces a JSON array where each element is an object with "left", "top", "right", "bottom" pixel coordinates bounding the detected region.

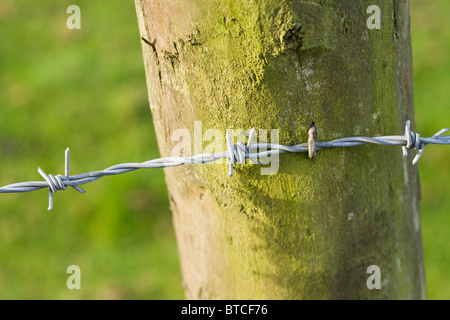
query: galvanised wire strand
[{"left": 1, "top": 120, "right": 449, "bottom": 211}]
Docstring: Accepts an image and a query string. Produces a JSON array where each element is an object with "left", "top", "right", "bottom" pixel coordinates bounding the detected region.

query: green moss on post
[{"left": 135, "top": 0, "right": 424, "bottom": 299}]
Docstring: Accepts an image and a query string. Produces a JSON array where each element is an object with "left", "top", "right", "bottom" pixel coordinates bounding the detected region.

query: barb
[{"left": 1, "top": 120, "right": 449, "bottom": 211}]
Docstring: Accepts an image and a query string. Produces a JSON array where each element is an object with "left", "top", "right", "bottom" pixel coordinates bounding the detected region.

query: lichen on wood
[{"left": 135, "top": 0, "right": 424, "bottom": 299}]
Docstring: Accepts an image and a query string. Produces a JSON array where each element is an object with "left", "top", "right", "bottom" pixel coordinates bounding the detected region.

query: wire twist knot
[
  {"left": 38, "top": 169, "right": 68, "bottom": 192},
  {"left": 403, "top": 120, "right": 449, "bottom": 165},
  {"left": 226, "top": 128, "right": 259, "bottom": 176},
  {"left": 38, "top": 148, "right": 85, "bottom": 211}
]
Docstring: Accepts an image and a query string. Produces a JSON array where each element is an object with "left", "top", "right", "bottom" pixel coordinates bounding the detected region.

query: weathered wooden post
[{"left": 135, "top": 0, "right": 424, "bottom": 299}]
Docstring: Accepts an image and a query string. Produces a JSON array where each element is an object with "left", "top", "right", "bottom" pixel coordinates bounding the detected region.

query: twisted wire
[{"left": 1, "top": 120, "right": 449, "bottom": 211}]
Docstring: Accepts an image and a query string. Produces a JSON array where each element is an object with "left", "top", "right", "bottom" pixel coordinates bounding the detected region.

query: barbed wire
[{"left": 1, "top": 120, "right": 449, "bottom": 211}]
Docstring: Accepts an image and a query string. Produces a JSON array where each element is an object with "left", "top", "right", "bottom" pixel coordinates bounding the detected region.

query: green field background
[{"left": 0, "top": 1, "right": 449, "bottom": 299}]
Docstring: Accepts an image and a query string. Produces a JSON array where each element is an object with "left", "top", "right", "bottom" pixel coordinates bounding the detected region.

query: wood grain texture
[{"left": 135, "top": 0, "right": 424, "bottom": 299}]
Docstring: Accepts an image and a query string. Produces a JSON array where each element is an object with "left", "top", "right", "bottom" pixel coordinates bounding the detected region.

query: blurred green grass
[
  {"left": 411, "top": 0, "right": 450, "bottom": 300},
  {"left": 0, "top": 0, "right": 449, "bottom": 299},
  {"left": 0, "top": 0, "right": 183, "bottom": 299}
]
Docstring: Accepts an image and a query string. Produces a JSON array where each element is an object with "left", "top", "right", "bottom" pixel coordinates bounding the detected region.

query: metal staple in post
[{"left": 0, "top": 120, "right": 449, "bottom": 211}]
